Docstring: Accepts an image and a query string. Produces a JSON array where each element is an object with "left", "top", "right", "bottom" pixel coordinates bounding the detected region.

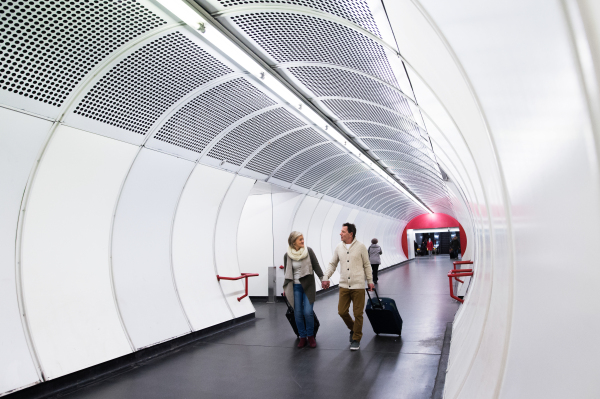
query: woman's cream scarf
[{"left": 287, "top": 245, "right": 309, "bottom": 261}]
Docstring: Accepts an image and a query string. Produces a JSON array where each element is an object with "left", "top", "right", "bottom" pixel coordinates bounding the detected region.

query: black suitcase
[
  {"left": 365, "top": 288, "right": 403, "bottom": 335},
  {"left": 284, "top": 296, "right": 320, "bottom": 338}
]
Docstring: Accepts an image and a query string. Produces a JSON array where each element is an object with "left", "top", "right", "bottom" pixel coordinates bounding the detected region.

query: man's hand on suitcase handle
[{"left": 368, "top": 283, "right": 375, "bottom": 291}]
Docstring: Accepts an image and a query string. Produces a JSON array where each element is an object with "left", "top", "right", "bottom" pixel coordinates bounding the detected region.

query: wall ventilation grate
[
  {"left": 207, "top": 107, "right": 305, "bottom": 165},
  {"left": 0, "top": 0, "right": 166, "bottom": 107},
  {"left": 217, "top": 0, "right": 381, "bottom": 37},
  {"left": 154, "top": 77, "right": 275, "bottom": 152},
  {"left": 231, "top": 12, "right": 397, "bottom": 86},
  {"left": 74, "top": 32, "right": 232, "bottom": 135},
  {"left": 245, "top": 127, "right": 326, "bottom": 175}
]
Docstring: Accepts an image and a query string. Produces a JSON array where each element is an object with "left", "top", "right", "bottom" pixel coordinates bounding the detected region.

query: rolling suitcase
[
  {"left": 365, "top": 288, "right": 403, "bottom": 335},
  {"left": 284, "top": 296, "right": 320, "bottom": 338}
]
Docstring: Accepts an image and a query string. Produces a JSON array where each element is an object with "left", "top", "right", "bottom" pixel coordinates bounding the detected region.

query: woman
[
  {"left": 368, "top": 238, "right": 382, "bottom": 284},
  {"left": 283, "top": 231, "right": 324, "bottom": 348}
]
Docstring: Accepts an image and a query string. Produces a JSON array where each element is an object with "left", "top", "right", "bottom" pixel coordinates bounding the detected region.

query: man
[{"left": 322, "top": 223, "right": 374, "bottom": 351}]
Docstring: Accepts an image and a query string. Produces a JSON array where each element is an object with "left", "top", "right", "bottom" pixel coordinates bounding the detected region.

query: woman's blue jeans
[{"left": 293, "top": 284, "right": 314, "bottom": 338}]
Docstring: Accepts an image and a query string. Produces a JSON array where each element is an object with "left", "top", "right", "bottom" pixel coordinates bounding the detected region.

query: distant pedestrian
[
  {"left": 427, "top": 239, "right": 433, "bottom": 256},
  {"left": 450, "top": 235, "right": 461, "bottom": 259},
  {"left": 283, "top": 231, "right": 324, "bottom": 349},
  {"left": 321, "top": 223, "right": 374, "bottom": 351},
  {"left": 368, "top": 238, "right": 383, "bottom": 284}
]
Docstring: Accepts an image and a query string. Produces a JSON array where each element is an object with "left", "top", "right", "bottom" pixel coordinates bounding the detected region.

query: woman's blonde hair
[{"left": 288, "top": 231, "right": 303, "bottom": 247}]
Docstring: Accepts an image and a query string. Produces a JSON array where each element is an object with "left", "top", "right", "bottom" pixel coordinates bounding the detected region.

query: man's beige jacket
[{"left": 323, "top": 239, "right": 373, "bottom": 289}]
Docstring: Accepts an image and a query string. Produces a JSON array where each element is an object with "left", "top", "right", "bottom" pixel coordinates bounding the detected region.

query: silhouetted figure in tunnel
[
  {"left": 282, "top": 231, "right": 324, "bottom": 349},
  {"left": 450, "top": 235, "right": 461, "bottom": 259},
  {"left": 368, "top": 238, "right": 382, "bottom": 284}
]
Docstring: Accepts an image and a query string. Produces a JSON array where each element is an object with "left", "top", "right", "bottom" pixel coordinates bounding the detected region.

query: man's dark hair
[{"left": 343, "top": 222, "right": 356, "bottom": 238}]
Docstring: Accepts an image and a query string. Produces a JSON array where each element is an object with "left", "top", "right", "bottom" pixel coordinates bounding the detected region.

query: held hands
[
  {"left": 368, "top": 283, "right": 375, "bottom": 291},
  {"left": 321, "top": 281, "right": 331, "bottom": 289}
]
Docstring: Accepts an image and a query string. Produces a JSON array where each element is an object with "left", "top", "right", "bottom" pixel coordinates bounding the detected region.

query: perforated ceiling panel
[
  {"left": 216, "top": 0, "right": 381, "bottom": 36},
  {"left": 207, "top": 107, "right": 305, "bottom": 165},
  {"left": 344, "top": 121, "right": 428, "bottom": 152},
  {"left": 323, "top": 99, "right": 424, "bottom": 140},
  {"left": 74, "top": 32, "right": 233, "bottom": 135},
  {"left": 154, "top": 77, "right": 275, "bottom": 153},
  {"left": 290, "top": 66, "right": 413, "bottom": 117},
  {"left": 245, "top": 127, "right": 326, "bottom": 175},
  {"left": 230, "top": 13, "right": 397, "bottom": 86},
  {"left": 295, "top": 154, "right": 357, "bottom": 189},
  {"left": 0, "top": 0, "right": 166, "bottom": 107},
  {"left": 312, "top": 162, "right": 367, "bottom": 193},
  {"left": 337, "top": 176, "right": 381, "bottom": 202},
  {"left": 273, "top": 142, "right": 343, "bottom": 183},
  {"left": 325, "top": 170, "right": 374, "bottom": 197}
]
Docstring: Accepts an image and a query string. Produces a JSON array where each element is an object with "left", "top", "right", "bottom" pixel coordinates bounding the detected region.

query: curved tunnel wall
[{"left": 4, "top": 0, "right": 600, "bottom": 397}]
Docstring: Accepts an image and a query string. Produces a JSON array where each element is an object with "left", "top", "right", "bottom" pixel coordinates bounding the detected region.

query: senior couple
[{"left": 283, "top": 222, "right": 375, "bottom": 351}]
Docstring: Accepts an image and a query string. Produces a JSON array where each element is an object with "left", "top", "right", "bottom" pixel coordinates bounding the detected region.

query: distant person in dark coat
[
  {"left": 414, "top": 240, "right": 418, "bottom": 257},
  {"left": 450, "top": 235, "right": 461, "bottom": 259},
  {"left": 420, "top": 240, "right": 427, "bottom": 256},
  {"left": 368, "top": 238, "right": 383, "bottom": 284}
]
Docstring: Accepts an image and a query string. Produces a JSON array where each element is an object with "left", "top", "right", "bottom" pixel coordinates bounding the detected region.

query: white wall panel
[
  {"left": 378, "top": 219, "right": 393, "bottom": 268},
  {"left": 0, "top": 109, "right": 50, "bottom": 393},
  {"left": 306, "top": 200, "right": 333, "bottom": 291},
  {"left": 272, "top": 191, "right": 304, "bottom": 292},
  {"left": 238, "top": 193, "right": 274, "bottom": 297},
  {"left": 112, "top": 148, "right": 193, "bottom": 349},
  {"left": 306, "top": 200, "right": 333, "bottom": 268},
  {"left": 320, "top": 203, "right": 343, "bottom": 274},
  {"left": 172, "top": 165, "right": 235, "bottom": 331},
  {"left": 21, "top": 126, "right": 136, "bottom": 379},
  {"left": 291, "top": 195, "right": 320, "bottom": 235},
  {"left": 215, "top": 175, "right": 256, "bottom": 318}
]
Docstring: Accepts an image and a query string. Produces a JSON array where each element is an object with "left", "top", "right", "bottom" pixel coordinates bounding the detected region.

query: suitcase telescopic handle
[{"left": 365, "top": 287, "right": 383, "bottom": 309}]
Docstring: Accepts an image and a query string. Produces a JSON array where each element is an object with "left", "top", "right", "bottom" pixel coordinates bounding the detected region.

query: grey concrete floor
[{"left": 65, "top": 255, "right": 459, "bottom": 399}]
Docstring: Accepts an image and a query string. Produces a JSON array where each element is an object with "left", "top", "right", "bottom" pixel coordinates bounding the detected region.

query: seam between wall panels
[
  {"left": 406, "top": 1, "right": 515, "bottom": 398},
  {"left": 212, "top": 175, "right": 238, "bottom": 320},
  {"left": 13, "top": 121, "right": 60, "bottom": 383},
  {"left": 107, "top": 149, "right": 142, "bottom": 352},
  {"left": 167, "top": 163, "right": 197, "bottom": 332}
]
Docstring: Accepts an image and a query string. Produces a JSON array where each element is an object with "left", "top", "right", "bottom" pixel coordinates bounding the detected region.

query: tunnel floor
[{"left": 64, "top": 256, "right": 459, "bottom": 399}]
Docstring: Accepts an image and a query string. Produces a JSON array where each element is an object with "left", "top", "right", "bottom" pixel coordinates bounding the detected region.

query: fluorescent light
[{"left": 156, "top": 0, "right": 432, "bottom": 214}]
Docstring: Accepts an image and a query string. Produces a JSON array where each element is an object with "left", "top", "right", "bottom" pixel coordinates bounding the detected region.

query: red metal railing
[
  {"left": 448, "top": 261, "right": 473, "bottom": 304},
  {"left": 217, "top": 273, "right": 259, "bottom": 301}
]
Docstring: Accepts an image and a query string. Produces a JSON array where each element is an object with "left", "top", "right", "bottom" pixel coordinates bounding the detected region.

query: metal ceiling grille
[
  {"left": 312, "top": 162, "right": 367, "bottom": 193},
  {"left": 295, "top": 154, "right": 357, "bottom": 189},
  {"left": 216, "top": 0, "right": 381, "bottom": 36},
  {"left": 246, "top": 127, "right": 326, "bottom": 175},
  {"left": 323, "top": 99, "right": 425, "bottom": 140},
  {"left": 154, "top": 77, "right": 275, "bottom": 152},
  {"left": 230, "top": 12, "right": 397, "bottom": 86},
  {"left": 74, "top": 32, "right": 233, "bottom": 135},
  {"left": 0, "top": 0, "right": 166, "bottom": 107},
  {"left": 273, "top": 142, "right": 343, "bottom": 183},
  {"left": 337, "top": 176, "right": 381, "bottom": 202},
  {"left": 344, "top": 121, "right": 428, "bottom": 152},
  {"left": 207, "top": 107, "right": 305, "bottom": 165},
  {"left": 326, "top": 170, "right": 374, "bottom": 197},
  {"left": 289, "top": 66, "right": 413, "bottom": 117}
]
